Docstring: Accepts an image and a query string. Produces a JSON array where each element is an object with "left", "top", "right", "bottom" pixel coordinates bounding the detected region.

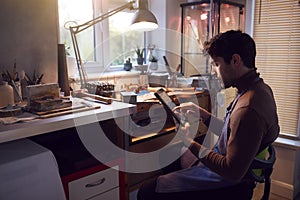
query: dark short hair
[{"left": 203, "top": 30, "right": 256, "bottom": 69}]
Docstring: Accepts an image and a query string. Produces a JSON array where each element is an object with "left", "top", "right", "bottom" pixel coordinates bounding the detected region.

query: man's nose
[{"left": 211, "top": 66, "right": 216, "bottom": 75}]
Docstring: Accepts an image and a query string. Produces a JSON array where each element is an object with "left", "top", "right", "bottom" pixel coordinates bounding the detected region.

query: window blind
[{"left": 253, "top": 0, "right": 300, "bottom": 136}]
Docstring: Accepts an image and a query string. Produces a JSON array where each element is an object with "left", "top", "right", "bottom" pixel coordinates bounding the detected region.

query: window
[
  {"left": 58, "top": 0, "right": 94, "bottom": 61},
  {"left": 58, "top": 0, "right": 144, "bottom": 70},
  {"left": 109, "top": 12, "right": 144, "bottom": 66},
  {"left": 253, "top": 0, "right": 300, "bottom": 137}
]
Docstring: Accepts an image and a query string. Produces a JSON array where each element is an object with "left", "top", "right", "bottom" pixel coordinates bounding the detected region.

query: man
[{"left": 137, "top": 30, "right": 279, "bottom": 200}]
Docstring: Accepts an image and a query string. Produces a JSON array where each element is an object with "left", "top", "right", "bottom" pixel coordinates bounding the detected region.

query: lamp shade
[{"left": 130, "top": 9, "right": 158, "bottom": 31}]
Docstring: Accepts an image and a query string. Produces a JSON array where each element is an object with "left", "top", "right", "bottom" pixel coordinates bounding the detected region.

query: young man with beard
[{"left": 137, "top": 30, "right": 279, "bottom": 200}]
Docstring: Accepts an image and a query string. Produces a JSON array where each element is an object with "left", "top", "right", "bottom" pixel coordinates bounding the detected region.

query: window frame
[{"left": 87, "top": 0, "right": 146, "bottom": 72}]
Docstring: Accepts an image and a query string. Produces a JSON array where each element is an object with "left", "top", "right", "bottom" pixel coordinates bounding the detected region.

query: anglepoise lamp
[{"left": 69, "top": 0, "right": 158, "bottom": 88}]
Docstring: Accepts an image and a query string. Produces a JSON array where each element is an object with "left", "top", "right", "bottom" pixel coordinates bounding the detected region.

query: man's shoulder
[{"left": 237, "top": 82, "right": 276, "bottom": 111}]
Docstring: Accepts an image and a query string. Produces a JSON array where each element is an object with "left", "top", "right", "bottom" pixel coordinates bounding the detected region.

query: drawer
[
  {"left": 69, "top": 167, "right": 119, "bottom": 200},
  {"left": 90, "top": 187, "right": 120, "bottom": 200}
]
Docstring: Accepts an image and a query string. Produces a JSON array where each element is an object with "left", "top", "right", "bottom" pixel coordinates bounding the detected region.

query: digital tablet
[{"left": 154, "top": 88, "right": 186, "bottom": 126}]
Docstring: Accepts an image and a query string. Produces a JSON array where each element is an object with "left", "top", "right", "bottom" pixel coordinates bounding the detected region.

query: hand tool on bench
[{"left": 72, "top": 90, "right": 113, "bottom": 104}]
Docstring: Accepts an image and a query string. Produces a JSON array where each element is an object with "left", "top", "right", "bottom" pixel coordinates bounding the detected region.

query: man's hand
[
  {"left": 178, "top": 122, "right": 194, "bottom": 147},
  {"left": 178, "top": 121, "right": 210, "bottom": 159},
  {"left": 173, "top": 102, "right": 211, "bottom": 123}
]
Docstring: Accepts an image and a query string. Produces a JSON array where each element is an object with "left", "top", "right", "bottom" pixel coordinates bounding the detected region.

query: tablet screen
[{"left": 154, "top": 88, "right": 186, "bottom": 126}]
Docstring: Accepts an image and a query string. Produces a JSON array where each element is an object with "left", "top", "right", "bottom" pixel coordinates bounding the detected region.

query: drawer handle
[{"left": 85, "top": 178, "right": 106, "bottom": 188}]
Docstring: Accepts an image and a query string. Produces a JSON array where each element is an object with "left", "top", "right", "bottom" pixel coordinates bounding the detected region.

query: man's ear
[{"left": 231, "top": 54, "right": 241, "bottom": 65}]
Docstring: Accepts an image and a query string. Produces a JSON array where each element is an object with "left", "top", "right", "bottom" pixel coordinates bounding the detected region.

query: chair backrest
[{"left": 250, "top": 143, "right": 276, "bottom": 200}]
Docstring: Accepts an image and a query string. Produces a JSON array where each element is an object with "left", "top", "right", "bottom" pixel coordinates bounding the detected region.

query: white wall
[
  {"left": 165, "top": 0, "right": 187, "bottom": 71},
  {"left": 0, "top": 0, "right": 59, "bottom": 84},
  {"left": 272, "top": 142, "right": 300, "bottom": 199},
  {"left": 148, "top": 0, "right": 167, "bottom": 68}
]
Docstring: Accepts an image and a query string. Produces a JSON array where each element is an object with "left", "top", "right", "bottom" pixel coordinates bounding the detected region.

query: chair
[{"left": 249, "top": 143, "right": 276, "bottom": 200}]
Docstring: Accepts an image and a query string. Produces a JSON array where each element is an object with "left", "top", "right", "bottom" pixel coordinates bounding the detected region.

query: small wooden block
[
  {"left": 30, "top": 99, "right": 72, "bottom": 112},
  {"left": 27, "top": 83, "right": 60, "bottom": 106}
]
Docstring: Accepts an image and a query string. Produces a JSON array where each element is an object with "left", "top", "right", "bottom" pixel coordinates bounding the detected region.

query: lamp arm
[
  {"left": 68, "top": 1, "right": 136, "bottom": 88},
  {"left": 70, "top": 1, "right": 135, "bottom": 34},
  {"left": 70, "top": 29, "right": 86, "bottom": 87}
]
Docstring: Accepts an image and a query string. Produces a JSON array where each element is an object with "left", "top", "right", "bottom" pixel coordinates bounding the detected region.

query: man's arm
[
  {"left": 187, "top": 107, "right": 265, "bottom": 181},
  {"left": 204, "top": 115, "right": 224, "bottom": 137}
]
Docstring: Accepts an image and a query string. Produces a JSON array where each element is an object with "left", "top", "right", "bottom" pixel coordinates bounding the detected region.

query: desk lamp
[{"left": 68, "top": 0, "right": 158, "bottom": 88}]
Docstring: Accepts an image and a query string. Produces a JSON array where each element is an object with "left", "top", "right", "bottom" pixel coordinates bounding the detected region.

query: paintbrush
[{"left": 6, "top": 70, "right": 22, "bottom": 101}]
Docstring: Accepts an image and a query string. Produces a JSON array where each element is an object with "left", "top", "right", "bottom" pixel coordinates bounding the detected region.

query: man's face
[{"left": 211, "top": 56, "right": 236, "bottom": 89}]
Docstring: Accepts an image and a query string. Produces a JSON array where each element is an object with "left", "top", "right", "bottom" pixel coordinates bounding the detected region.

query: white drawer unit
[
  {"left": 89, "top": 187, "right": 120, "bottom": 200},
  {"left": 68, "top": 167, "right": 119, "bottom": 200}
]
